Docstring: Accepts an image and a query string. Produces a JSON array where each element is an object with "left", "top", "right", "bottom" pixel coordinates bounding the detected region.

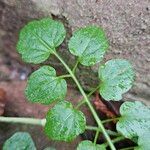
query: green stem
[
  {"left": 106, "top": 130, "right": 121, "bottom": 137},
  {"left": 85, "top": 125, "right": 99, "bottom": 131},
  {"left": 58, "top": 74, "right": 71, "bottom": 79},
  {"left": 85, "top": 126, "right": 120, "bottom": 136},
  {"left": 76, "top": 85, "right": 100, "bottom": 109},
  {"left": 72, "top": 59, "right": 79, "bottom": 73},
  {"left": 119, "top": 146, "right": 136, "bottom": 150},
  {"left": 111, "top": 136, "right": 125, "bottom": 144},
  {"left": 0, "top": 117, "right": 46, "bottom": 126},
  {"left": 76, "top": 99, "right": 86, "bottom": 109},
  {"left": 94, "top": 130, "right": 100, "bottom": 145},
  {"left": 88, "top": 85, "right": 101, "bottom": 97},
  {"left": 101, "top": 136, "right": 125, "bottom": 148},
  {"left": 102, "top": 117, "right": 120, "bottom": 124},
  {"left": 53, "top": 52, "right": 116, "bottom": 150}
]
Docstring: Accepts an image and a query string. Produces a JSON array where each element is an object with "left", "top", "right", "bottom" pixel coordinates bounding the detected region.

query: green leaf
[
  {"left": 25, "top": 66, "right": 67, "bottom": 104},
  {"left": 117, "top": 101, "right": 150, "bottom": 139},
  {"left": 77, "top": 140, "right": 106, "bottom": 150},
  {"left": 3, "top": 132, "right": 36, "bottom": 150},
  {"left": 17, "top": 18, "right": 66, "bottom": 64},
  {"left": 44, "top": 101, "right": 86, "bottom": 142},
  {"left": 99, "top": 59, "right": 135, "bottom": 101},
  {"left": 134, "top": 131, "right": 150, "bottom": 150},
  {"left": 68, "top": 26, "right": 108, "bottom": 66}
]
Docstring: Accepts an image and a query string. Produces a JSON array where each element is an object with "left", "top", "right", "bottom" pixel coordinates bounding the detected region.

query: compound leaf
[
  {"left": 25, "top": 66, "right": 67, "bottom": 105},
  {"left": 99, "top": 59, "right": 135, "bottom": 101},
  {"left": 77, "top": 140, "right": 106, "bottom": 150},
  {"left": 3, "top": 132, "right": 36, "bottom": 150},
  {"left": 68, "top": 26, "right": 108, "bottom": 66},
  {"left": 44, "top": 101, "right": 86, "bottom": 142},
  {"left": 17, "top": 18, "right": 66, "bottom": 64},
  {"left": 117, "top": 101, "right": 150, "bottom": 139}
]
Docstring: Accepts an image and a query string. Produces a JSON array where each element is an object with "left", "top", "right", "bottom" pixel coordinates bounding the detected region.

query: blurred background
[{"left": 0, "top": 0, "right": 149, "bottom": 149}]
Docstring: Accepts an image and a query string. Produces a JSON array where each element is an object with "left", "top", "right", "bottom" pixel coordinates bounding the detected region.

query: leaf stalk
[
  {"left": 53, "top": 51, "right": 116, "bottom": 150},
  {"left": 94, "top": 130, "right": 100, "bottom": 145},
  {"left": 102, "top": 117, "right": 120, "bottom": 124},
  {"left": 101, "top": 136, "right": 125, "bottom": 148},
  {"left": 85, "top": 126, "right": 120, "bottom": 136},
  {"left": 58, "top": 74, "right": 72, "bottom": 79},
  {"left": 0, "top": 117, "right": 46, "bottom": 126},
  {"left": 76, "top": 84, "right": 100, "bottom": 109},
  {"left": 119, "top": 147, "right": 137, "bottom": 150},
  {"left": 72, "top": 59, "right": 80, "bottom": 73}
]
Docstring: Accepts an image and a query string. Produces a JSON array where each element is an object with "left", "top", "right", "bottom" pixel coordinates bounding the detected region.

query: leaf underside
[
  {"left": 17, "top": 18, "right": 66, "bottom": 64},
  {"left": 44, "top": 101, "right": 86, "bottom": 142},
  {"left": 99, "top": 59, "right": 135, "bottom": 101},
  {"left": 25, "top": 66, "right": 67, "bottom": 105},
  {"left": 3, "top": 132, "right": 36, "bottom": 150},
  {"left": 117, "top": 101, "right": 150, "bottom": 139},
  {"left": 68, "top": 26, "right": 109, "bottom": 66}
]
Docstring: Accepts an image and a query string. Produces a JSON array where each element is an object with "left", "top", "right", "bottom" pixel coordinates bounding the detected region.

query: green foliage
[
  {"left": 25, "top": 66, "right": 67, "bottom": 104},
  {"left": 117, "top": 101, "right": 150, "bottom": 139},
  {"left": 44, "top": 101, "right": 86, "bottom": 142},
  {"left": 17, "top": 18, "right": 66, "bottom": 64},
  {"left": 3, "top": 132, "right": 36, "bottom": 150},
  {"left": 77, "top": 140, "right": 106, "bottom": 150},
  {"left": 4, "top": 17, "right": 148, "bottom": 150},
  {"left": 68, "top": 26, "right": 108, "bottom": 66},
  {"left": 99, "top": 59, "right": 135, "bottom": 101}
]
